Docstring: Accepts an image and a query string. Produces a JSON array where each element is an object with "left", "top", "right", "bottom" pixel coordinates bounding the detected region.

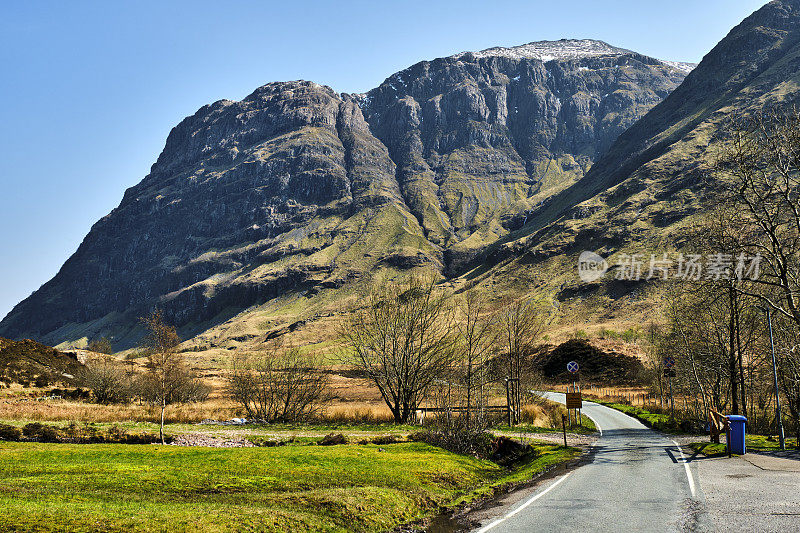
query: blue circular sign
[
  {"left": 663, "top": 355, "right": 675, "bottom": 369},
  {"left": 567, "top": 361, "right": 580, "bottom": 373}
]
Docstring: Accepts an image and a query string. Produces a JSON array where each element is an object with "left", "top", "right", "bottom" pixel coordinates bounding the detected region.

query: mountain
[
  {"left": 0, "top": 40, "right": 693, "bottom": 348},
  {"left": 474, "top": 0, "right": 800, "bottom": 311}
]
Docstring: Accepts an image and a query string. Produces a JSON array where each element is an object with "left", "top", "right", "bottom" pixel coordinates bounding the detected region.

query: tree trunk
[
  {"left": 728, "top": 285, "right": 739, "bottom": 415},
  {"left": 160, "top": 402, "right": 166, "bottom": 445}
]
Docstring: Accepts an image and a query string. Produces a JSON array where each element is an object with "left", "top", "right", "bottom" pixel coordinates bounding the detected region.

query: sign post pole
[
  {"left": 565, "top": 361, "right": 582, "bottom": 427},
  {"left": 663, "top": 356, "right": 676, "bottom": 420}
]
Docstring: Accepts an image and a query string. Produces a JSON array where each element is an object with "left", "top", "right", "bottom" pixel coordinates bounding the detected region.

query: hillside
[
  {"left": 0, "top": 40, "right": 691, "bottom": 349},
  {"left": 462, "top": 0, "right": 800, "bottom": 322},
  {"left": 0, "top": 338, "right": 83, "bottom": 387}
]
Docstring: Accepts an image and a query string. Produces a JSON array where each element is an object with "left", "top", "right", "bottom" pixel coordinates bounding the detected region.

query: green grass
[
  {"left": 689, "top": 435, "right": 800, "bottom": 456},
  {"left": 0, "top": 440, "right": 578, "bottom": 532}
]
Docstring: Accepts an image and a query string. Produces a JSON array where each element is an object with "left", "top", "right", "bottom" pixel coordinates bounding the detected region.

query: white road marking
[
  {"left": 475, "top": 472, "right": 573, "bottom": 533},
  {"left": 671, "top": 439, "right": 696, "bottom": 498}
]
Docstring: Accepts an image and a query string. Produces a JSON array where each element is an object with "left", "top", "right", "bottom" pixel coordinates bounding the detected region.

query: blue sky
[{"left": 0, "top": 0, "right": 769, "bottom": 321}]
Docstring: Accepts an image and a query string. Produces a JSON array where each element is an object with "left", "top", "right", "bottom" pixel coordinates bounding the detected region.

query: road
[{"left": 472, "top": 393, "right": 705, "bottom": 532}]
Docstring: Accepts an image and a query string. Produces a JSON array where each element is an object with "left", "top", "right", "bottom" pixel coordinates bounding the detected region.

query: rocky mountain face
[
  {"left": 361, "top": 40, "right": 688, "bottom": 269},
  {"left": 0, "top": 40, "right": 692, "bottom": 347},
  {"left": 482, "top": 0, "right": 800, "bottom": 305}
]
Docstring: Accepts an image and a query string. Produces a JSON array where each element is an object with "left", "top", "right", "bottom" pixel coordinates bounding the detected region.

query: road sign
[
  {"left": 566, "top": 391, "right": 582, "bottom": 409},
  {"left": 567, "top": 361, "right": 580, "bottom": 374},
  {"left": 664, "top": 368, "right": 676, "bottom": 378},
  {"left": 663, "top": 355, "right": 675, "bottom": 369}
]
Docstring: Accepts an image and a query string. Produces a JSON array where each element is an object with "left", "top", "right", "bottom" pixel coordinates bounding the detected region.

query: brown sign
[{"left": 566, "top": 392, "right": 582, "bottom": 409}]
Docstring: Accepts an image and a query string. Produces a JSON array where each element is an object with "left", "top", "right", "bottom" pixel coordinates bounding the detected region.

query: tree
[
  {"left": 774, "top": 315, "right": 800, "bottom": 447},
  {"left": 497, "top": 297, "right": 549, "bottom": 423},
  {"left": 87, "top": 337, "right": 114, "bottom": 355},
  {"left": 339, "top": 276, "right": 455, "bottom": 423},
  {"left": 82, "top": 357, "right": 131, "bottom": 404},
  {"left": 717, "top": 108, "right": 800, "bottom": 327},
  {"left": 230, "top": 342, "right": 328, "bottom": 422},
  {"left": 138, "top": 310, "right": 207, "bottom": 443},
  {"left": 454, "top": 291, "right": 497, "bottom": 431}
]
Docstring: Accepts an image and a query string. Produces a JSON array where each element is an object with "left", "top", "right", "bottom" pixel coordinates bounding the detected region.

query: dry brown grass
[{"left": 0, "top": 398, "right": 237, "bottom": 424}]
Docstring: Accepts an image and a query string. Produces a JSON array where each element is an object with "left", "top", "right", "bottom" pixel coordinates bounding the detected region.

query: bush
[
  {"left": 0, "top": 424, "right": 22, "bottom": 441},
  {"left": 370, "top": 435, "right": 400, "bottom": 445},
  {"left": 22, "top": 423, "right": 61, "bottom": 442},
  {"left": 409, "top": 429, "right": 494, "bottom": 457},
  {"left": 82, "top": 358, "right": 132, "bottom": 404},
  {"left": 490, "top": 436, "right": 527, "bottom": 465},
  {"left": 230, "top": 345, "right": 328, "bottom": 423},
  {"left": 318, "top": 433, "right": 347, "bottom": 446}
]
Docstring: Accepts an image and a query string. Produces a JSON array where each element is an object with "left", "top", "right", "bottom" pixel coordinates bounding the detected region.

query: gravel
[{"left": 168, "top": 433, "right": 254, "bottom": 448}]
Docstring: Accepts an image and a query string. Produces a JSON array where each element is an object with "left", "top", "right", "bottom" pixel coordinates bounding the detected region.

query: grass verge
[
  {"left": 689, "top": 435, "right": 800, "bottom": 456},
  {"left": 0, "top": 440, "right": 579, "bottom": 532}
]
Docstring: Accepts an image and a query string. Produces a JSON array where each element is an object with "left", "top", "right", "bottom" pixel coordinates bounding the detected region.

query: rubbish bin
[{"left": 727, "top": 415, "right": 747, "bottom": 455}]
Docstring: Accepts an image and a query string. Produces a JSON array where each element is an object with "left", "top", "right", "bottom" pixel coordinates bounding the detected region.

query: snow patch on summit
[
  {"left": 452, "top": 39, "right": 696, "bottom": 74},
  {"left": 453, "top": 39, "right": 633, "bottom": 61}
]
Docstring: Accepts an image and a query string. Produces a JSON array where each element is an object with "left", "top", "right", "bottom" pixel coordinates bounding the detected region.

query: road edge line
[
  {"left": 671, "top": 439, "right": 696, "bottom": 498},
  {"left": 474, "top": 471, "right": 572, "bottom": 532}
]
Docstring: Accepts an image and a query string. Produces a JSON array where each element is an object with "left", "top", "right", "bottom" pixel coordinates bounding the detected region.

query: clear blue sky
[{"left": 0, "top": 0, "right": 769, "bottom": 321}]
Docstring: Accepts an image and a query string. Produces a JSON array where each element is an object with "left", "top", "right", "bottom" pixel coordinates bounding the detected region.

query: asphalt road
[{"left": 472, "top": 393, "right": 704, "bottom": 532}]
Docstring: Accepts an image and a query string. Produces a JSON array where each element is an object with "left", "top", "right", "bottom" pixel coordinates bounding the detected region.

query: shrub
[
  {"left": 370, "top": 435, "right": 400, "bottom": 445},
  {"left": 230, "top": 344, "right": 328, "bottom": 423},
  {"left": 0, "top": 424, "right": 22, "bottom": 441},
  {"left": 409, "top": 429, "right": 494, "bottom": 457},
  {"left": 318, "top": 433, "right": 347, "bottom": 446},
  {"left": 82, "top": 358, "right": 132, "bottom": 404},
  {"left": 22, "top": 423, "right": 61, "bottom": 442}
]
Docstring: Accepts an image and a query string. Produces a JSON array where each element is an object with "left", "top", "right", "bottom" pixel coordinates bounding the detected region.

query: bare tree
[
  {"left": 87, "top": 337, "right": 114, "bottom": 354},
  {"left": 774, "top": 315, "right": 800, "bottom": 446},
  {"left": 339, "top": 276, "right": 455, "bottom": 423},
  {"left": 230, "top": 342, "right": 328, "bottom": 422},
  {"left": 454, "top": 291, "right": 497, "bottom": 431},
  {"left": 497, "top": 297, "right": 549, "bottom": 423},
  {"left": 82, "top": 357, "right": 131, "bottom": 404},
  {"left": 717, "top": 108, "right": 800, "bottom": 327},
  {"left": 662, "top": 283, "right": 735, "bottom": 413},
  {"left": 138, "top": 310, "right": 208, "bottom": 443}
]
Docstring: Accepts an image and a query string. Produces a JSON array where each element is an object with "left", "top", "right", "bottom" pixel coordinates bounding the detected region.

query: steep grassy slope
[{"left": 460, "top": 0, "right": 800, "bottom": 321}]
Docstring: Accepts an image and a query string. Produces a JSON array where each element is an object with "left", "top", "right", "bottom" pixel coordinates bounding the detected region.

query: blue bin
[{"left": 727, "top": 415, "right": 747, "bottom": 455}]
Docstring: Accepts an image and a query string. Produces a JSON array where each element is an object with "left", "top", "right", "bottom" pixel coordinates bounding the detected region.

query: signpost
[
  {"left": 566, "top": 391, "right": 582, "bottom": 409},
  {"left": 567, "top": 361, "right": 581, "bottom": 426},
  {"left": 663, "top": 356, "right": 675, "bottom": 419}
]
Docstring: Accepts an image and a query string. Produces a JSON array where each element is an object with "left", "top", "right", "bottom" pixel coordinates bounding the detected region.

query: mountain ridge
[
  {"left": 468, "top": 0, "right": 800, "bottom": 312},
  {"left": 0, "top": 39, "right": 705, "bottom": 348}
]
